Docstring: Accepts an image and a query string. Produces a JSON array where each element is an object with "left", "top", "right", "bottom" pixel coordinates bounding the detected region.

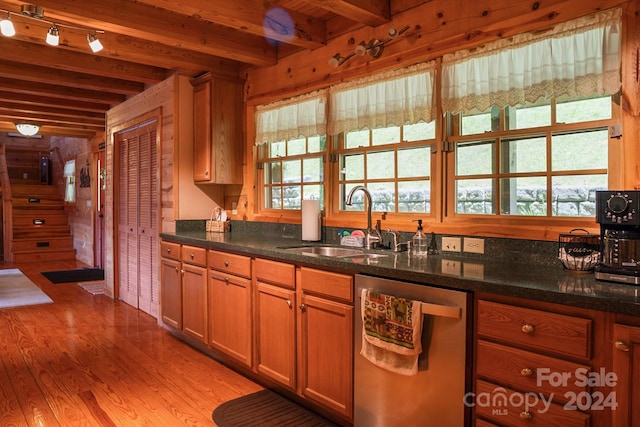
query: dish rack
[{"left": 558, "top": 228, "right": 600, "bottom": 273}]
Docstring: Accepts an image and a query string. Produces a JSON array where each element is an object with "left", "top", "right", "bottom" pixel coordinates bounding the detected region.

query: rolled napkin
[{"left": 361, "top": 288, "right": 423, "bottom": 375}]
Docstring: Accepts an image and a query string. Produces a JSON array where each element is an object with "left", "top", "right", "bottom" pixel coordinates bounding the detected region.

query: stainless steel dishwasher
[{"left": 354, "top": 274, "right": 471, "bottom": 426}]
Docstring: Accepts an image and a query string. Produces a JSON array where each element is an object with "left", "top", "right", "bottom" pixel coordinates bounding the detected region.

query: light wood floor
[{"left": 0, "top": 260, "right": 263, "bottom": 426}]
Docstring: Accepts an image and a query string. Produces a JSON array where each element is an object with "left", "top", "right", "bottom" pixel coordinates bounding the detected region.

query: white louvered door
[{"left": 116, "top": 120, "right": 159, "bottom": 317}]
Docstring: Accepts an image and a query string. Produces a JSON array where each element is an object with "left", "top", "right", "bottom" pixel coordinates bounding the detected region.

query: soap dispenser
[{"left": 412, "top": 219, "right": 428, "bottom": 256}]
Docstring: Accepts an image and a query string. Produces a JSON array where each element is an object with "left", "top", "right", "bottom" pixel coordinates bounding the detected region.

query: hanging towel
[{"left": 361, "top": 288, "right": 423, "bottom": 376}]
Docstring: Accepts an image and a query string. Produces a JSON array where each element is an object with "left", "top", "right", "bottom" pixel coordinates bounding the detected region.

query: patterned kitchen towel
[{"left": 361, "top": 288, "right": 423, "bottom": 376}]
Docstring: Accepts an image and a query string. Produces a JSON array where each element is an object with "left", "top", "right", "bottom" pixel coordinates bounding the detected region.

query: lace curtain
[
  {"left": 328, "top": 62, "right": 436, "bottom": 135},
  {"left": 441, "top": 8, "right": 621, "bottom": 115},
  {"left": 255, "top": 89, "right": 327, "bottom": 145}
]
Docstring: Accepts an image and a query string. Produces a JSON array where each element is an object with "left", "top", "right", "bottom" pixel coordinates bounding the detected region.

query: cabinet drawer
[
  {"left": 477, "top": 300, "right": 592, "bottom": 359},
  {"left": 475, "top": 380, "right": 590, "bottom": 427},
  {"left": 181, "top": 245, "right": 207, "bottom": 267},
  {"left": 208, "top": 250, "right": 251, "bottom": 278},
  {"left": 160, "top": 241, "right": 181, "bottom": 261},
  {"left": 254, "top": 258, "right": 295, "bottom": 289},
  {"left": 477, "top": 340, "right": 590, "bottom": 401},
  {"left": 299, "top": 267, "right": 353, "bottom": 303}
]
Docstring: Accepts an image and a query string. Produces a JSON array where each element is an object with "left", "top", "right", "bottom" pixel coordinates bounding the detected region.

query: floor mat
[
  {"left": 41, "top": 268, "right": 104, "bottom": 284},
  {"left": 0, "top": 268, "right": 53, "bottom": 309},
  {"left": 212, "top": 389, "right": 338, "bottom": 427},
  {"left": 78, "top": 280, "right": 105, "bottom": 295}
]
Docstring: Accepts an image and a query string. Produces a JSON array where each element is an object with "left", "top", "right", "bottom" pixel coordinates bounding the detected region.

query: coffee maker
[{"left": 595, "top": 190, "right": 640, "bottom": 284}]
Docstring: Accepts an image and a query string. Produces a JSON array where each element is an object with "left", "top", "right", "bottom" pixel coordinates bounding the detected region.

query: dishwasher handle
[{"left": 357, "top": 287, "right": 462, "bottom": 319}]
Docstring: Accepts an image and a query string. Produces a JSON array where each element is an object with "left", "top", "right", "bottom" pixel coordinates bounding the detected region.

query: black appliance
[{"left": 595, "top": 190, "right": 640, "bottom": 284}]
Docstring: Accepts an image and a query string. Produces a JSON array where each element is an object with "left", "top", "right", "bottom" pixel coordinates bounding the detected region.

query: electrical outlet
[
  {"left": 464, "top": 237, "right": 485, "bottom": 254},
  {"left": 442, "top": 237, "right": 461, "bottom": 252},
  {"left": 441, "top": 259, "right": 461, "bottom": 275}
]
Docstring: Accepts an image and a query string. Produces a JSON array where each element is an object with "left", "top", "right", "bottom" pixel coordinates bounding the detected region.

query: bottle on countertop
[{"left": 412, "top": 219, "right": 428, "bottom": 256}]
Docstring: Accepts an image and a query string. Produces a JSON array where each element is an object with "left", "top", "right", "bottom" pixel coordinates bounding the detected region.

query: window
[{"left": 63, "top": 159, "right": 76, "bottom": 204}]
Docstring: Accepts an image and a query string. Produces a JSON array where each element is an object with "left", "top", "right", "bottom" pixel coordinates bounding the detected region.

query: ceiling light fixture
[
  {"left": 15, "top": 123, "right": 40, "bottom": 137},
  {"left": 0, "top": 12, "right": 15, "bottom": 37},
  {"left": 46, "top": 24, "right": 59, "bottom": 46},
  {"left": 329, "top": 25, "right": 412, "bottom": 67},
  {"left": 0, "top": 4, "right": 105, "bottom": 52}
]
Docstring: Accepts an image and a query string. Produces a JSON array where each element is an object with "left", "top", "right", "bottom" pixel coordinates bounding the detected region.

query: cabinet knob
[
  {"left": 167, "top": 248, "right": 171, "bottom": 253},
  {"left": 224, "top": 277, "right": 229, "bottom": 283},
  {"left": 519, "top": 411, "right": 533, "bottom": 420},
  {"left": 286, "top": 299, "right": 292, "bottom": 308},
  {"left": 299, "top": 303, "right": 306, "bottom": 311},
  {"left": 520, "top": 367, "right": 533, "bottom": 377},
  {"left": 181, "top": 269, "right": 185, "bottom": 276},
  {"left": 174, "top": 266, "right": 179, "bottom": 272},
  {"left": 521, "top": 324, "right": 535, "bottom": 334},
  {"left": 205, "top": 170, "right": 209, "bottom": 176},
  {"left": 190, "top": 253, "right": 194, "bottom": 259},
  {"left": 224, "top": 260, "right": 229, "bottom": 267},
  {"left": 614, "top": 340, "right": 630, "bottom": 352}
]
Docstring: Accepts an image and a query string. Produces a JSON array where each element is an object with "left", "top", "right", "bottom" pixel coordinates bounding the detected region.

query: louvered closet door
[{"left": 117, "top": 121, "right": 159, "bottom": 317}]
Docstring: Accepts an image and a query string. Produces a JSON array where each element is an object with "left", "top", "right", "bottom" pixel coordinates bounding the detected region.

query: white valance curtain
[
  {"left": 328, "top": 62, "right": 436, "bottom": 135},
  {"left": 441, "top": 8, "right": 621, "bottom": 115},
  {"left": 255, "top": 89, "right": 327, "bottom": 145}
]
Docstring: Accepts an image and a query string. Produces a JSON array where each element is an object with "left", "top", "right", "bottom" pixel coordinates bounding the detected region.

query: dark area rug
[
  {"left": 41, "top": 268, "right": 105, "bottom": 284},
  {"left": 212, "top": 389, "right": 338, "bottom": 427}
]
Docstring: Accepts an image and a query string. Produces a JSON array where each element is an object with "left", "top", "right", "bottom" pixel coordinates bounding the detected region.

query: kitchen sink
[{"left": 281, "top": 245, "right": 387, "bottom": 259}]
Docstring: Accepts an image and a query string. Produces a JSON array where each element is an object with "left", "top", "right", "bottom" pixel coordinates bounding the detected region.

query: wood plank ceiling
[{"left": 0, "top": 0, "right": 395, "bottom": 138}]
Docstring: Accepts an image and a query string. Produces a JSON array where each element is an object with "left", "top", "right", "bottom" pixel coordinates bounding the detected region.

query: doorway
[{"left": 94, "top": 148, "right": 106, "bottom": 269}]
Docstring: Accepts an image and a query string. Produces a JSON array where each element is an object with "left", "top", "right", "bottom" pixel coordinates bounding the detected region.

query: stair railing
[{"left": 0, "top": 145, "right": 14, "bottom": 263}]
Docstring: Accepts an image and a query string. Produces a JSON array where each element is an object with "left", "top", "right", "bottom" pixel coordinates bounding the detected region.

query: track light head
[
  {"left": 87, "top": 33, "right": 103, "bottom": 53},
  {"left": 0, "top": 13, "right": 15, "bottom": 37},
  {"left": 46, "top": 24, "right": 59, "bottom": 46}
]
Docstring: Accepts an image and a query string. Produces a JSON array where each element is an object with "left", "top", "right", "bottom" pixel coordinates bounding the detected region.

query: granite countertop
[{"left": 160, "top": 231, "right": 640, "bottom": 317}]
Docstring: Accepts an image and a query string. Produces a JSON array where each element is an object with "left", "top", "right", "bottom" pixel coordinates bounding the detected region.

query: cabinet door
[
  {"left": 182, "top": 263, "right": 208, "bottom": 342},
  {"left": 193, "top": 79, "right": 212, "bottom": 182},
  {"left": 298, "top": 293, "right": 353, "bottom": 419},
  {"left": 160, "top": 257, "right": 182, "bottom": 329},
  {"left": 255, "top": 281, "right": 296, "bottom": 389},
  {"left": 612, "top": 323, "right": 640, "bottom": 427},
  {"left": 208, "top": 270, "right": 252, "bottom": 366}
]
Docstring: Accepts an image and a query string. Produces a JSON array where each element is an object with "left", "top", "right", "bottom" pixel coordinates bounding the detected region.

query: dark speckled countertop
[{"left": 161, "top": 225, "right": 640, "bottom": 317}]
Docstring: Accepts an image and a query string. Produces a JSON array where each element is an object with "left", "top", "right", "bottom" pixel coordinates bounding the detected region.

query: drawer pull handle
[
  {"left": 286, "top": 299, "right": 292, "bottom": 308},
  {"left": 224, "top": 260, "right": 229, "bottom": 267},
  {"left": 520, "top": 367, "right": 533, "bottom": 377},
  {"left": 615, "top": 340, "right": 630, "bottom": 352},
  {"left": 521, "top": 324, "right": 535, "bottom": 334},
  {"left": 519, "top": 411, "right": 533, "bottom": 420}
]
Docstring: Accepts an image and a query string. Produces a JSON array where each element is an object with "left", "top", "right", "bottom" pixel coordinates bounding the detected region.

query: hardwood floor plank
[{"left": 0, "top": 261, "right": 263, "bottom": 426}]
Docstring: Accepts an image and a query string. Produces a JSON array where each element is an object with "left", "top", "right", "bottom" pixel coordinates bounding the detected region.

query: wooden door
[
  {"left": 208, "top": 270, "right": 251, "bottom": 366},
  {"left": 192, "top": 78, "right": 211, "bottom": 182},
  {"left": 116, "top": 120, "right": 159, "bottom": 317},
  {"left": 255, "top": 281, "right": 296, "bottom": 389},
  {"left": 94, "top": 149, "right": 106, "bottom": 269},
  {"left": 612, "top": 324, "right": 640, "bottom": 426},
  {"left": 182, "top": 263, "right": 207, "bottom": 342},
  {"left": 298, "top": 293, "right": 353, "bottom": 418}
]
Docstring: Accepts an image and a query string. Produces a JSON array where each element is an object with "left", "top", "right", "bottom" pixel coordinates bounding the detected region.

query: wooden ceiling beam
[
  {"left": 0, "top": 91, "right": 111, "bottom": 113},
  {"left": 0, "top": 61, "right": 144, "bottom": 95},
  {"left": 0, "top": 36, "right": 167, "bottom": 85},
  {"left": 0, "top": 102, "right": 105, "bottom": 121},
  {"left": 0, "top": 78, "right": 126, "bottom": 105},
  {"left": 0, "top": 111, "right": 104, "bottom": 128},
  {"left": 302, "top": 0, "right": 390, "bottom": 26},
  {"left": 0, "top": 0, "right": 278, "bottom": 66},
  {"left": 136, "top": 0, "right": 326, "bottom": 49}
]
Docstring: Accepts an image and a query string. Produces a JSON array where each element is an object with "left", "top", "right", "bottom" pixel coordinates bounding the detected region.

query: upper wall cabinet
[{"left": 191, "top": 73, "right": 243, "bottom": 184}]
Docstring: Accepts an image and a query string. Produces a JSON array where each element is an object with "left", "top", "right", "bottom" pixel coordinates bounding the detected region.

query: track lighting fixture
[
  {"left": 0, "top": 12, "right": 15, "bottom": 37},
  {"left": 15, "top": 123, "right": 40, "bottom": 137},
  {"left": 328, "top": 25, "right": 412, "bottom": 67},
  {"left": 0, "top": 4, "right": 105, "bottom": 53},
  {"left": 46, "top": 24, "right": 59, "bottom": 46}
]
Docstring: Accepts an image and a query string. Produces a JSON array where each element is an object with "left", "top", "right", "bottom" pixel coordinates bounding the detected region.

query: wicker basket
[
  {"left": 206, "top": 208, "right": 230, "bottom": 233},
  {"left": 558, "top": 228, "right": 600, "bottom": 273}
]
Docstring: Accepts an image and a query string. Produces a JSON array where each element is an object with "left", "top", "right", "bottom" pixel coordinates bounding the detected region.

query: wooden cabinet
[
  {"left": 475, "top": 297, "right": 594, "bottom": 427},
  {"left": 159, "top": 241, "right": 207, "bottom": 343},
  {"left": 254, "top": 258, "right": 296, "bottom": 388},
  {"left": 191, "top": 73, "right": 243, "bottom": 184},
  {"left": 298, "top": 267, "right": 353, "bottom": 419},
  {"left": 207, "top": 250, "right": 252, "bottom": 366},
  {"left": 612, "top": 323, "right": 640, "bottom": 427}
]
